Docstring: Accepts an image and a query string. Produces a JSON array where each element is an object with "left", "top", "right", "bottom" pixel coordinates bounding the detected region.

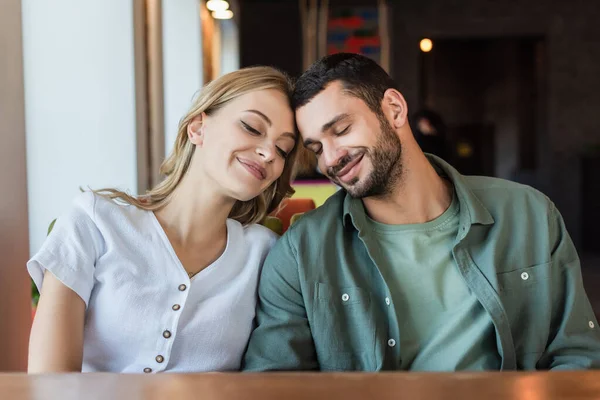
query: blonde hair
[{"left": 96, "top": 66, "right": 298, "bottom": 225}]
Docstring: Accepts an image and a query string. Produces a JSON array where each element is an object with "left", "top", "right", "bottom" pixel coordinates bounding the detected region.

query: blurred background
[{"left": 1, "top": 0, "right": 599, "bottom": 371}]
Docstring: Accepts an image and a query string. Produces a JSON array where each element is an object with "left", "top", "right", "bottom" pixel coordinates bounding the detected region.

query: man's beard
[{"left": 328, "top": 116, "right": 403, "bottom": 198}]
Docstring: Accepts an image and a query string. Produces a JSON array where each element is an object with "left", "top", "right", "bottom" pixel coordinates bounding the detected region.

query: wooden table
[{"left": 1, "top": 372, "right": 600, "bottom": 400}]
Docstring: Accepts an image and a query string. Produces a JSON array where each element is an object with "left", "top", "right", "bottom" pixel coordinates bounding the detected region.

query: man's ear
[
  {"left": 381, "top": 89, "right": 408, "bottom": 129},
  {"left": 188, "top": 113, "right": 206, "bottom": 146}
]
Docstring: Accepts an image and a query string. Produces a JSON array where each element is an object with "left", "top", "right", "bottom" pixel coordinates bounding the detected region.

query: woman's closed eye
[
  {"left": 242, "top": 120, "right": 289, "bottom": 159},
  {"left": 241, "top": 120, "right": 261, "bottom": 136},
  {"left": 276, "top": 147, "right": 289, "bottom": 159}
]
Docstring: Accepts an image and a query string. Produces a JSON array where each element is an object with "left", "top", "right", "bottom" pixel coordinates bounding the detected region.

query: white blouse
[{"left": 28, "top": 192, "right": 277, "bottom": 373}]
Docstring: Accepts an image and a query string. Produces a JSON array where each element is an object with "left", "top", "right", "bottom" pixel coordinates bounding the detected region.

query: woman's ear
[
  {"left": 381, "top": 89, "right": 408, "bottom": 129},
  {"left": 188, "top": 113, "right": 206, "bottom": 146}
]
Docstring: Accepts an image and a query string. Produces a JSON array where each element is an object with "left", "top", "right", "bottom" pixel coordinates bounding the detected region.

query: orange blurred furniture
[{"left": 270, "top": 198, "right": 316, "bottom": 233}]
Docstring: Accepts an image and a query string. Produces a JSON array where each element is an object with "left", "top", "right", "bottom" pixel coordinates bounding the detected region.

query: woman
[{"left": 27, "top": 66, "right": 299, "bottom": 373}]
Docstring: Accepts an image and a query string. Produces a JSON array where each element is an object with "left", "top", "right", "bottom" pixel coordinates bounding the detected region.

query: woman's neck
[{"left": 154, "top": 172, "right": 235, "bottom": 248}]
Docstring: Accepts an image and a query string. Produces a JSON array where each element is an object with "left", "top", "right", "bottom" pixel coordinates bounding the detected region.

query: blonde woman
[{"left": 27, "top": 67, "right": 299, "bottom": 373}]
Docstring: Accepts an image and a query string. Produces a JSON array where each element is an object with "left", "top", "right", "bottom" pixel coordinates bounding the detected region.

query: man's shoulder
[{"left": 462, "top": 174, "right": 553, "bottom": 213}]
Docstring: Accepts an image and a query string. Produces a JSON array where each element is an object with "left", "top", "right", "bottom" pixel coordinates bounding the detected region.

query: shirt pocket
[
  {"left": 496, "top": 262, "right": 553, "bottom": 355},
  {"left": 311, "top": 283, "right": 375, "bottom": 370},
  {"left": 497, "top": 262, "right": 551, "bottom": 293}
]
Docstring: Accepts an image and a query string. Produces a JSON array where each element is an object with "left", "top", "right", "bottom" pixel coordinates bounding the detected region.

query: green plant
[
  {"left": 31, "top": 278, "right": 40, "bottom": 307},
  {"left": 31, "top": 218, "right": 57, "bottom": 307}
]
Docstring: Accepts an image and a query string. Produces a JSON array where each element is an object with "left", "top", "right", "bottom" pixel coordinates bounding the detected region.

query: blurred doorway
[{"left": 418, "top": 37, "right": 546, "bottom": 180}]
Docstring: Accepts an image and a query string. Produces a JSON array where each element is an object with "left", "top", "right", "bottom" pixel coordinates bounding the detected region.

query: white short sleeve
[{"left": 27, "top": 192, "right": 105, "bottom": 307}]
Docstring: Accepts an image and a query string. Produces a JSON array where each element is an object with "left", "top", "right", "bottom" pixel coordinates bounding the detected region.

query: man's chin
[
  {"left": 342, "top": 175, "right": 388, "bottom": 199},
  {"left": 334, "top": 176, "right": 359, "bottom": 189},
  {"left": 340, "top": 179, "right": 371, "bottom": 199}
]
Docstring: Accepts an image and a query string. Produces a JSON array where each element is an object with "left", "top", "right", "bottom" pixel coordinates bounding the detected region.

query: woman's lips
[{"left": 237, "top": 158, "right": 266, "bottom": 180}]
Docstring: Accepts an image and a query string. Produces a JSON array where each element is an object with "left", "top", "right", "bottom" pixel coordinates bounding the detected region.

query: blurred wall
[
  {"left": 22, "top": 0, "right": 139, "bottom": 255},
  {"left": 0, "top": 0, "right": 31, "bottom": 372},
  {"left": 162, "top": 0, "right": 203, "bottom": 155},
  {"left": 220, "top": 19, "right": 240, "bottom": 75}
]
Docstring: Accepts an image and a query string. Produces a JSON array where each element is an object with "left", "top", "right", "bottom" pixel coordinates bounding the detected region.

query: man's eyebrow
[
  {"left": 321, "top": 113, "right": 351, "bottom": 133},
  {"left": 244, "top": 109, "right": 272, "bottom": 126}
]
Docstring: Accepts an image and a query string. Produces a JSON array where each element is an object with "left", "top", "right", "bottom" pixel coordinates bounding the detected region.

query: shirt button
[
  {"left": 590, "top": 321, "right": 596, "bottom": 329},
  {"left": 178, "top": 284, "right": 187, "bottom": 291},
  {"left": 172, "top": 304, "right": 181, "bottom": 311},
  {"left": 156, "top": 355, "right": 164, "bottom": 363},
  {"left": 163, "top": 330, "right": 172, "bottom": 339},
  {"left": 387, "top": 339, "right": 396, "bottom": 347},
  {"left": 341, "top": 293, "right": 350, "bottom": 302},
  {"left": 143, "top": 367, "right": 152, "bottom": 373},
  {"left": 521, "top": 272, "right": 529, "bottom": 281},
  {"left": 385, "top": 297, "right": 391, "bottom": 306}
]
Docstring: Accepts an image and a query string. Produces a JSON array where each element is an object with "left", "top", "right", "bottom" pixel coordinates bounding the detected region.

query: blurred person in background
[{"left": 412, "top": 108, "right": 448, "bottom": 160}]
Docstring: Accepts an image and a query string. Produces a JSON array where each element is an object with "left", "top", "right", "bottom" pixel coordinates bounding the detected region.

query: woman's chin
[
  {"left": 226, "top": 185, "right": 264, "bottom": 203},
  {"left": 221, "top": 173, "right": 273, "bottom": 203},
  {"left": 235, "top": 193, "right": 259, "bottom": 202}
]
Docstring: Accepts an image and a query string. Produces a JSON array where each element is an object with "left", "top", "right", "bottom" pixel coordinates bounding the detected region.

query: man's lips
[
  {"left": 237, "top": 158, "right": 266, "bottom": 180},
  {"left": 335, "top": 154, "right": 364, "bottom": 182}
]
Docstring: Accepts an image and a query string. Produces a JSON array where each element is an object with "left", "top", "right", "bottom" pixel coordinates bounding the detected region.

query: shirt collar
[{"left": 342, "top": 153, "right": 495, "bottom": 231}]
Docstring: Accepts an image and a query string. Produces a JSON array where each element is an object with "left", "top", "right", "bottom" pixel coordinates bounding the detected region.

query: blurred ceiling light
[
  {"left": 420, "top": 38, "right": 433, "bottom": 52},
  {"left": 207, "top": 0, "right": 229, "bottom": 12},
  {"left": 212, "top": 9, "right": 233, "bottom": 19}
]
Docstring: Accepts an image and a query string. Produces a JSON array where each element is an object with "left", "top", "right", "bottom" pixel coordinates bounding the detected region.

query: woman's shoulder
[
  {"left": 68, "top": 190, "right": 129, "bottom": 213},
  {"left": 90, "top": 191, "right": 148, "bottom": 218},
  {"left": 224, "top": 220, "right": 278, "bottom": 274},
  {"left": 228, "top": 219, "right": 279, "bottom": 248},
  {"left": 69, "top": 190, "right": 96, "bottom": 211},
  {"left": 61, "top": 191, "right": 151, "bottom": 235},
  {"left": 53, "top": 191, "right": 100, "bottom": 227}
]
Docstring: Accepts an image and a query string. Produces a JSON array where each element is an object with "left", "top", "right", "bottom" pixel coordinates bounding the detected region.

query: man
[{"left": 243, "top": 53, "right": 600, "bottom": 371}]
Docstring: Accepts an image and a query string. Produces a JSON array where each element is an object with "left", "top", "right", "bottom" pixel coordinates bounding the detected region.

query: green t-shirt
[{"left": 366, "top": 191, "right": 501, "bottom": 371}]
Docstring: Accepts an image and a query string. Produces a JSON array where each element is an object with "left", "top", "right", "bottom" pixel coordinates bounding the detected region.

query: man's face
[{"left": 296, "top": 81, "right": 402, "bottom": 198}]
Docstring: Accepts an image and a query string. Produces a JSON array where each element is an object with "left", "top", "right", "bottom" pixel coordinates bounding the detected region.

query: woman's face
[{"left": 190, "top": 89, "right": 296, "bottom": 202}]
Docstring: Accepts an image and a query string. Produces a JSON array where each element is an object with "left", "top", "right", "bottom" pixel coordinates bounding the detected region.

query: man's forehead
[
  {"left": 296, "top": 84, "right": 355, "bottom": 132},
  {"left": 306, "top": 81, "right": 347, "bottom": 105}
]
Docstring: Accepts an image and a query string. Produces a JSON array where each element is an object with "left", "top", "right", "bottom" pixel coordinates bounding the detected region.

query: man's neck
[{"left": 362, "top": 152, "right": 453, "bottom": 226}]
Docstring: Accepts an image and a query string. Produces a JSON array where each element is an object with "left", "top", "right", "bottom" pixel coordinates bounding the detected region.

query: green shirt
[
  {"left": 243, "top": 155, "right": 600, "bottom": 371},
  {"left": 367, "top": 191, "right": 500, "bottom": 370}
]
